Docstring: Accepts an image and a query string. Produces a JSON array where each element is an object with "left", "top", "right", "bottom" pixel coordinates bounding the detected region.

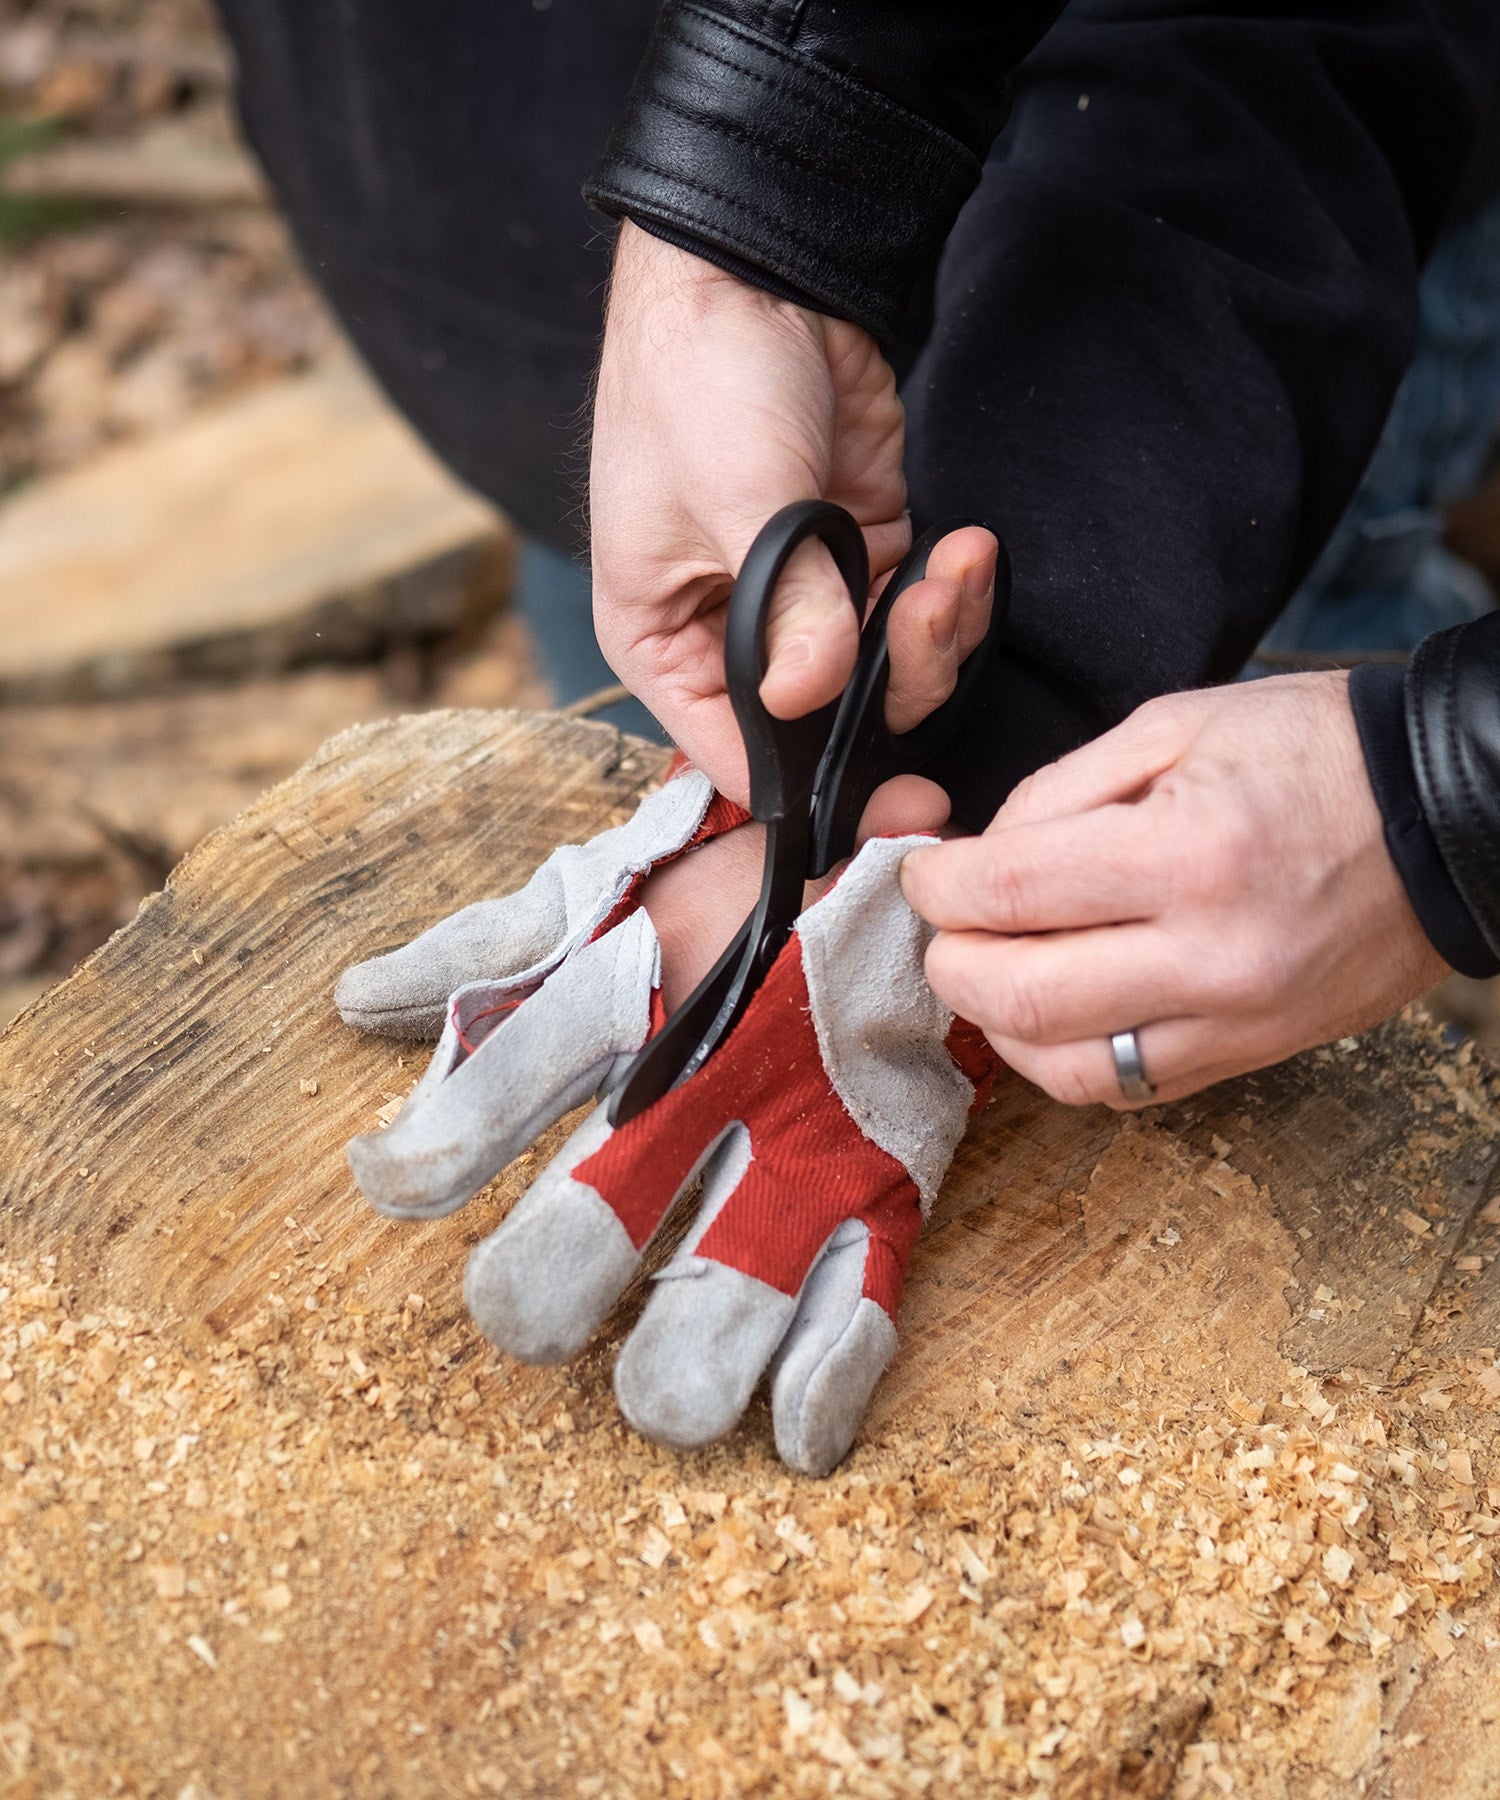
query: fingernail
[
  {"left": 900, "top": 847, "right": 934, "bottom": 891},
  {"left": 963, "top": 551, "right": 996, "bottom": 606},
  {"left": 929, "top": 607, "right": 959, "bottom": 655},
  {"left": 777, "top": 637, "right": 812, "bottom": 668}
]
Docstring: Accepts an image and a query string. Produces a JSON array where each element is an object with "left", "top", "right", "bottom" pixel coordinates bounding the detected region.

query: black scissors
[{"left": 606, "top": 499, "right": 1010, "bottom": 1127}]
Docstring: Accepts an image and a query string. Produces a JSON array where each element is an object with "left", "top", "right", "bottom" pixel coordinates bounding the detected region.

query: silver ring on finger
[{"left": 1111, "top": 1028, "right": 1156, "bottom": 1104}]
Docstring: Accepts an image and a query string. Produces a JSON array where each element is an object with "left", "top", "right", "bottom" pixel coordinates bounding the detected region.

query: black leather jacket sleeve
[
  {"left": 1350, "top": 658, "right": 1500, "bottom": 979},
  {"left": 1405, "top": 613, "right": 1500, "bottom": 966},
  {"left": 583, "top": 1, "right": 1064, "bottom": 343}
]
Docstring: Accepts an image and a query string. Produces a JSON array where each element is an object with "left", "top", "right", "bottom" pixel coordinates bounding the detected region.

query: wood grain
[
  {"left": 11, "top": 707, "right": 1486, "bottom": 1376},
  {"left": 1, "top": 710, "right": 663, "bottom": 1327}
]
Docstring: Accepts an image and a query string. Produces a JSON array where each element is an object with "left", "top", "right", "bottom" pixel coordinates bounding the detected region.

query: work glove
[{"left": 336, "top": 768, "right": 997, "bottom": 1475}]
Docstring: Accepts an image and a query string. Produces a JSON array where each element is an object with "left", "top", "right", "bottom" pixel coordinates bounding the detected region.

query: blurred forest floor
[
  {"left": 0, "top": 0, "right": 547, "bottom": 1025},
  {"left": 0, "top": 0, "right": 327, "bottom": 496},
  {"left": 0, "top": 0, "right": 1496, "bottom": 1057}
]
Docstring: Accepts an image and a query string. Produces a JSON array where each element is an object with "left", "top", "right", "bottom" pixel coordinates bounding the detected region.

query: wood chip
[
  {"left": 1322, "top": 1546, "right": 1354, "bottom": 1586},
  {"left": 899, "top": 1585, "right": 935, "bottom": 1624},
  {"left": 147, "top": 1563, "right": 186, "bottom": 1601}
]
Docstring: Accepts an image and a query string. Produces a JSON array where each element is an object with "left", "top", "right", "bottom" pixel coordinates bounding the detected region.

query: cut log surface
[
  {"left": 2, "top": 709, "right": 1499, "bottom": 1799},
  {"left": 0, "top": 358, "right": 510, "bottom": 702}
]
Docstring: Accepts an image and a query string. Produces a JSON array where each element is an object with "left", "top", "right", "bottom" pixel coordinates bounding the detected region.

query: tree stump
[{"left": 3, "top": 708, "right": 1499, "bottom": 1799}]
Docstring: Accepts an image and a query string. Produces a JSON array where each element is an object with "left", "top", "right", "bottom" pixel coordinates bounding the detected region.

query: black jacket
[
  {"left": 586, "top": 0, "right": 1500, "bottom": 976},
  {"left": 214, "top": 0, "right": 1500, "bottom": 977}
]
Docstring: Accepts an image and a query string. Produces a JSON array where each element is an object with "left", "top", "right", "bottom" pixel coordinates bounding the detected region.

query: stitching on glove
[{"left": 455, "top": 992, "right": 527, "bottom": 1056}]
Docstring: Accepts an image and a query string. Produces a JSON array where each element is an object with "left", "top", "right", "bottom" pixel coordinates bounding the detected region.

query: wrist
[
  {"left": 612, "top": 218, "right": 783, "bottom": 314},
  {"left": 608, "top": 220, "right": 838, "bottom": 346}
]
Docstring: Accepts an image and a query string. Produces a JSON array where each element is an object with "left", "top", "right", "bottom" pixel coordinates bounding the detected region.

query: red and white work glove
[{"left": 336, "top": 768, "right": 997, "bottom": 1476}]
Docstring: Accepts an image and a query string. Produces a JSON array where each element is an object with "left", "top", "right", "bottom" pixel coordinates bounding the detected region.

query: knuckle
[
  {"left": 1035, "top": 1052, "right": 1105, "bottom": 1109},
  {"left": 1003, "top": 765, "right": 1054, "bottom": 820},
  {"left": 1177, "top": 800, "right": 1255, "bottom": 901},
  {"left": 1135, "top": 691, "right": 1190, "bottom": 730},
  {"left": 886, "top": 663, "right": 957, "bottom": 735},
  {"left": 989, "top": 966, "right": 1049, "bottom": 1044},
  {"left": 1007, "top": 770, "right": 1041, "bottom": 810},
  {"left": 1206, "top": 933, "right": 1282, "bottom": 1011},
  {"left": 980, "top": 853, "right": 1038, "bottom": 931},
  {"left": 1134, "top": 689, "right": 1206, "bottom": 740}
]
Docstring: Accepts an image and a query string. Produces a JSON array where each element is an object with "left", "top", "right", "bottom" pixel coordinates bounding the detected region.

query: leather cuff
[
  {"left": 1350, "top": 661, "right": 1499, "bottom": 979},
  {"left": 1406, "top": 612, "right": 1500, "bottom": 962},
  {"left": 583, "top": 2, "right": 987, "bottom": 345}
]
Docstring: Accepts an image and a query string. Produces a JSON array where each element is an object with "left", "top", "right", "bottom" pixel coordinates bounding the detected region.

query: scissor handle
[
  {"left": 726, "top": 500, "right": 870, "bottom": 826},
  {"left": 606, "top": 503, "right": 1011, "bottom": 1129},
  {"left": 808, "top": 518, "right": 1011, "bottom": 875}
]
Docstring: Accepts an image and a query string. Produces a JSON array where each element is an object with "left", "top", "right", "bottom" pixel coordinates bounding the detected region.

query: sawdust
[
  {"left": 2, "top": 1242, "right": 1497, "bottom": 1798},
  {"left": 3, "top": 713, "right": 1498, "bottom": 1796}
]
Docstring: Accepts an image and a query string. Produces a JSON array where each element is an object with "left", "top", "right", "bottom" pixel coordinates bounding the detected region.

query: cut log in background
[
  {"left": 2, "top": 103, "right": 266, "bottom": 211},
  {"left": 2, "top": 709, "right": 1499, "bottom": 1799},
  {"left": 0, "top": 358, "right": 511, "bottom": 705}
]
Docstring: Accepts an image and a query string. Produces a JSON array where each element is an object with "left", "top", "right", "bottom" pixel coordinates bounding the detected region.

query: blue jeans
[
  {"left": 513, "top": 539, "right": 667, "bottom": 742},
  {"left": 1260, "top": 195, "right": 1500, "bottom": 658}
]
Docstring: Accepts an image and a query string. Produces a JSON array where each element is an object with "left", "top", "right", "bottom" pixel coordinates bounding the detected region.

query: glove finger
[
  {"left": 616, "top": 1171, "right": 919, "bottom": 1470},
  {"left": 347, "top": 909, "right": 659, "bottom": 1220},
  {"left": 769, "top": 1219, "right": 898, "bottom": 1477},
  {"left": 463, "top": 1111, "right": 739, "bottom": 1366},
  {"left": 336, "top": 894, "right": 576, "bottom": 1040},
  {"left": 336, "top": 771, "right": 720, "bottom": 1039},
  {"left": 613, "top": 1129, "right": 801, "bottom": 1451},
  {"left": 464, "top": 1106, "right": 636, "bottom": 1363}
]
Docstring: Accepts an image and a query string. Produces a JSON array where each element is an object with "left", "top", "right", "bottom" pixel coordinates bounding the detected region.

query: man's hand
[
  {"left": 590, "top": 223, "right": 997, "bottom": 822},
  {"left": 900, "top": 674, "right": 1449, "bottom": 1108}
]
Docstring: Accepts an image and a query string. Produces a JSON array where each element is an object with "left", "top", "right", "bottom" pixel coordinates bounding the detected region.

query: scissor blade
[
  {"left": 605, "top": 916, "right": 757, "bottom": 1127},
  {"left": 808, "top": 522, "right": 1010, "bottom": 877}
]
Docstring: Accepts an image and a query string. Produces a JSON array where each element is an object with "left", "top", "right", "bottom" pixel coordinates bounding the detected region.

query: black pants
[{"left": 215, "top": 0, "right": 1459, "bottom": 825}]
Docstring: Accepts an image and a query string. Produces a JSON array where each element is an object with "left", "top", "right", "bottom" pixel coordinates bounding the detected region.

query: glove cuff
[
  {"left": 590, "top": 769, "right": 753, "bottom": 943},
  {"left": 336, "top": 766, "right": 746, "bottom": 1040}
]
